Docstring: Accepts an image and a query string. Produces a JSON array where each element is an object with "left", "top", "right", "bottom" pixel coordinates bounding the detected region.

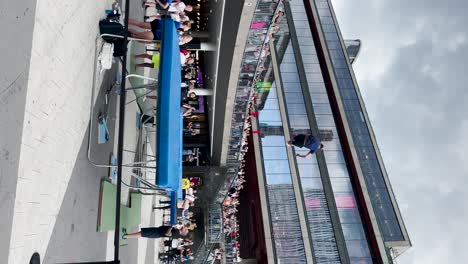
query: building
[
  {"left": 344, "top": 39, "right": 361, "bottom": 64},
  {"left": 206, "top": 0, "right": 412, "bottom": 263}
]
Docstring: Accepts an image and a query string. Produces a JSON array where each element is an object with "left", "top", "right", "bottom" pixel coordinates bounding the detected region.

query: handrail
[{"left": 212, "top": 0, "right": 284, "bottom": 212}]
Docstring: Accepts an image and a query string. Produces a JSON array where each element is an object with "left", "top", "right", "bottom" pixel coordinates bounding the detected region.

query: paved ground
[{"left": 0, "top": 0, "right": 38, "bottom": 261}]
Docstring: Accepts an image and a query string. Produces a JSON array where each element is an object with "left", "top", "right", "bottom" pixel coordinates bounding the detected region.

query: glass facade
[
  {"left": 278, "top": 24, "right": 342, "bottom": 264},
  {"left": 344, "top": 39, "right": 361, "bottom": 64},
  {"left": 312, "top": 0, "right": 405, "bottom": 242},
  {"left": 282, "top": 0, "right": 373, "bottom": 262},
  {"left": 221, "top": 0, "right": 408, "bottom": 262},
  {"left": 259, "top": 83, "right": 308, "bottom": 263},
  {"left": 233, "top": 0, "right": 309, "bottom": 262}
]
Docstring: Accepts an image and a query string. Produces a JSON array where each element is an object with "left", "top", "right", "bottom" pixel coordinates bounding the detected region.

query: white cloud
[{"left": 331, "top": 0, "right": 468, "bottom": 263}]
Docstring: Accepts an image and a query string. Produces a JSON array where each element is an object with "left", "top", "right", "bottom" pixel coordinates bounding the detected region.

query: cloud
[{"left": 331, "top": 0, "right": 468, "bottom": 263}]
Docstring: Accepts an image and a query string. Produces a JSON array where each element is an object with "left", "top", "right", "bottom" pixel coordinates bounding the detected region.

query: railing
[{"left": 195, "top": 1, "right": 286, "bottom": 263}]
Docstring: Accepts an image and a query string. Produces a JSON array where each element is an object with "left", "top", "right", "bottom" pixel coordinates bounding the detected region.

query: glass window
[
  {"left": 340, "top": 88, "right": 357, "bottom": 100},
  {"left": 333, "top": 58, "right": 348, "bottom": 68},
  {"left": 350, "top": 121, "right": 369, "bottom": 135},
  {"left": 307, "top": 73, "right": 324, "bottom": 82},
  {"left": 349, "top": 258, "right": 373, "bottom": 264},
  {"left": 297, "top": 164, "right": 321, "bottom": 178},
  {"left": 335, "top": 193, "right": 357, "bottom": 208},
  {"left": 324, "top": 150, "right": 345, "bottom": 164},
  {"left": 330, "top": 49, "right": 345, "bottom": 60},
  {"left": 352, "top": 133, "right": 372, "bottom": 147},
  {"left": 262, "top": 135, "right": 286, "bottom": 147},
  {"left": 289, "top": 115, "right": 310, "bottom": 128},
  {"left": 296, "top": 28, "right": 312, "bottom": 37},
  {"left": 310, "top": 93, "right": 330, "bottom": 104},
  {"left": 281, "top": 72, "right": 300, "bottom": 83},
  {"left": 327, "top": 40, "right": 341, "bottom": 50},
  {"left": 316, "top": 114, "right": 335, "bottom": 126},
  {"left": 282, "top": 53, "right": 297, "bottom": 63},
  {"left": 368, "top": 187, "right": 392, "bottom": 204},
  {"left": 313, "top": 104, "right": 332, "bottom": 115},
  {"left": 327, "top": 164, "right": 350, "bottom": 178},
  {"left": 365, "top": 171, "right": 387, "bottom": 188},
  {"left": 346, "top": 111, "right": 364, "bottom": 123},
  {"left": 260, "top": 121, "right": 283, "bottom": 127},
  {"left": 304, "top": 63, "right": 322, "bottom": 73},
  {"left": 345, "top": 240, "right": 371, "bottom": 258},
  {"left": 301, "top": 177, "right": 323, "bottom": 190},
  {"left": 318, "top": 8, "right": 332, "bottom": 17},
  {"left": 338, "top": 208, "right": 362, "bottom": 224},
  {"left": 343, "top": 99, "right": 361, "bottom": 111},
  {"left": 379, "top": 219, "right": 404, "bottom": 241},
  {"left": 356, "top": 146, "right": 378, "bottom": 160},
  {"left": 321, "top": 24, "right": 337, "bottom": 33},
  {"left": 291, "top": 12, "right": 309, "bottom": 21},
  {"left": 360, "top": 159, "right": 381, "bottom": 174},
  {"left": 302, "top": 54, "right": 319, "bottom": 63},
  {"left": 299, "top": 46, "right": 318, "bottom": 55},
  {"left": 260, "top": 109, "right": 282, "bottom": 122},
  {"left": 264, "top": 160, "right": 291, "bottom": 174},
  {"left": 309, "top": 83, "right": 327, "bottom": 93},
  {"left": 338, "top": 78, "right": 355, "bottom": 89},
  {"left": 283, "top": 82, "right": 302, "bottom": 93},
  {"left": 315, "top": 2, "right": 329, "bottom": 9},
  {"left": 374, "top": 203, "right": 399, "bottom": 223},
  {"left": 262, "top": 146, "right": 288, "bottom": 159},
  {"left": 263, "top": 97, "right": 280, "bottom": 110},
  {"left": 286, "top": 103, "right": 306, "bottom": 115},
  {"left": 296, "top": 154, "right": 317, "bottom": 164},
  {"left": 336, "top": 68, "right": 351, "bottom": 79},
  {"left": 330, "top": 177, "right": 353, "bottom": 193},
  {"left": 267, "top": 86, "right": 278, "bottom": 98},
  {"left": 320, "top": 16, "right": 335, "bottom": 25},
  {"left": 266, "top": 173, "right": 293, "bottom": 185},
  {"left": 286, "top": 93, "right": 308, "bottom": 104},
  {"left": 342, "top": 223, "right": 366, "bottom": 240},
  {"left": 281, "top": 62, "right": 300, "bottom": 73},
  {"left": 321, "top": 137, "right": 342, "bottom": 151}
]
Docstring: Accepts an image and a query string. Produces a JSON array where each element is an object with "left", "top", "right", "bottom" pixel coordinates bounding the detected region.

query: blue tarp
[{"left": 156, "top": 18, "right": 183, "bottom": 204}]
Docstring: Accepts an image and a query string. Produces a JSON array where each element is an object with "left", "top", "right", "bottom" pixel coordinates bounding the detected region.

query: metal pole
[{"left": 114, "top": 0, "right": 131, "bottom": 261}]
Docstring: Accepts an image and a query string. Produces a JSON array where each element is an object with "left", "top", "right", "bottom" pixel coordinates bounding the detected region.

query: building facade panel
[
  {"left": 311, "top": 0, "right": 407, "bottom": 243},
  {"left": 284, "top": 1, "right": 376, "bottom": 262}
]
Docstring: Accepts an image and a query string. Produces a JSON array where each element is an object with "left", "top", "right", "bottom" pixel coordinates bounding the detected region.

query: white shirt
[
  {"left": 186, "top": 188, "right": 194, "bottom": 196},
  {"left": 171, "top": 238, "right": 183, "bottom": 248},
  {"left": 180, "top": 52, "right": 189, "bottom": 64},
  {"left": 170, "top": 13, "right": 182, "bottom": 22},
  {"left": 185, "top": 194, "right": 195, "bottom": 202},
  {"left": 168, "top": 2, "right": 186, "bottom": 13}
]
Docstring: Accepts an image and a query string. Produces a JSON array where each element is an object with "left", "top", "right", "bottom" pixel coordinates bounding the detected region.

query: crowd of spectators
[{"left": 218, "top": 1, "right": 287, "bottom": 262}]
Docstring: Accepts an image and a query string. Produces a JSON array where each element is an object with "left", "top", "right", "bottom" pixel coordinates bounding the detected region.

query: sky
[{"left": 331, "top": 0, "right": 468, "bottom": 263}]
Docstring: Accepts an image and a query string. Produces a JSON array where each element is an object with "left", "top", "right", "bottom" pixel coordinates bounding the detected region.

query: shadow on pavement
[
  {"left": 144, "top": 212, "right": 156, "bottom": 264},
  {"left": 42, "top": 125, "right": 109, "bottom": 263}
]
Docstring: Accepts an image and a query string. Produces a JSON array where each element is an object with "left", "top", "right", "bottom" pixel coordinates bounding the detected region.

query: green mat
[{"left": 97, "top": 181, "right": 142, "bottom": 245}]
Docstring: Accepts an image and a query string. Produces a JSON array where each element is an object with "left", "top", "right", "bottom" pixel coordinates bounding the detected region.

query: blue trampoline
[{"left": 155, "top": 18, "right": 182, "bottom": 224}]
